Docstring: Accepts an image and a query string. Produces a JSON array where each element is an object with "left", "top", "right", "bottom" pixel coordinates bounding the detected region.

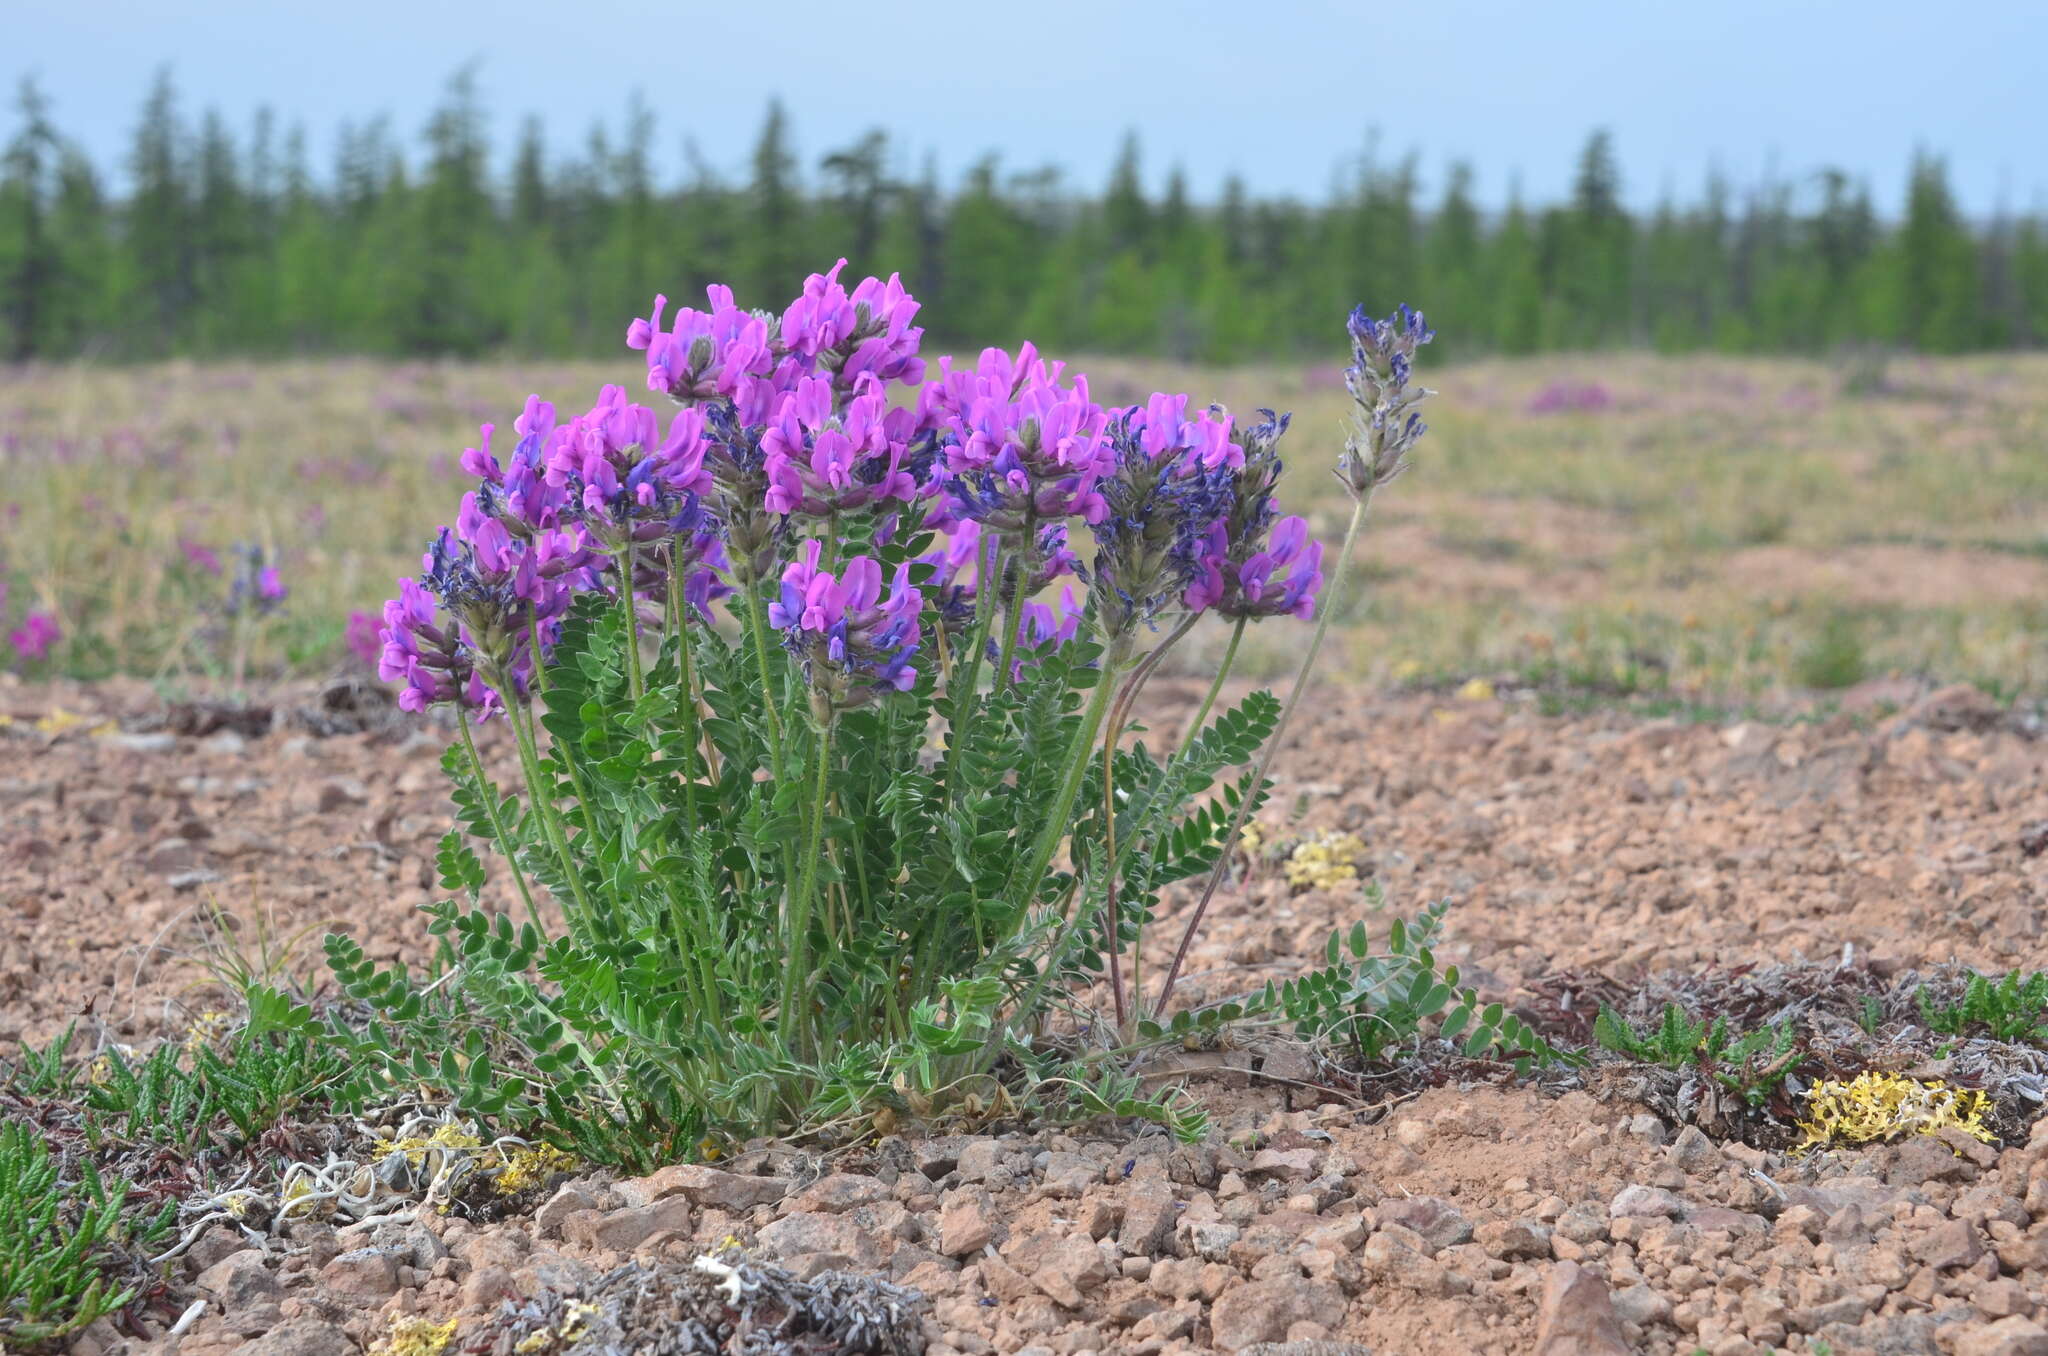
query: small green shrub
[
  {"left": 0, "top": 1123, "right": 175, "bottom": 1348},
  {"left": 1594, "top": 1003, "right": 1799, "bottom": 1108},
  {"left": 1917, "top": 971, "right": 2048, "bottom": 1043},
  {"left": 13, "top": 1023, "right": 347, "bottom": 1159},
  {"left": 1794, "top": 611, "right": 1868, "bottom": 690}
]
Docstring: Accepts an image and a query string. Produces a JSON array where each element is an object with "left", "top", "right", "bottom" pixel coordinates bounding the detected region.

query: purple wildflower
[
  {"left": 1339, "top": 304, "right": 1436, "bottom": 497},
  {"left": 8, "top": 611, "right": 59, "bottom": 664},
  {"left": 769, "top": 538, "right": 923, "bottom": 712},
  {"left": 780, "top": 260, "right": 926, "bottom": 389},
  {"left": 227, "top": 545, "right": 287, "bottom": 616},
  {"left": 627, "top": 286, "right": 777, "bottom": 406},
  {"left": 760, "top": 375, "right": 922, "bottom": 518},
  {"left": 180, "top": 539, "right": 223, "bottom": 575},
  {"left": 344, "top": 610, "right": 382, "bottom": 668},
  {"left": 1090, "top": 406, "right": 1239, "bottom": 636},
  {"left": 998, "top": 584, "right": 1085, "bottom": 681},
  {"left": 1185, "top": 409, "right": 1324, "bottom": 621},
  {"left": 928, "top": 343, "right": 1111, "bottom": 530}
]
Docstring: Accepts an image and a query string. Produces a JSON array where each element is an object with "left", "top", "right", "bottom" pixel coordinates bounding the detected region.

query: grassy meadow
[{"left": 4, "top": 349, "right": 2046, "bottom": 702}]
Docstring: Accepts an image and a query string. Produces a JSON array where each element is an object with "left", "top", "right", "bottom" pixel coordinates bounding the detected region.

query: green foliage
[
  {"left": 1594, "top": 1004, "right": 1799, "bottom": 1108},
  {"left": 1794, "top": 611, "right": 1868, "bottom": 691},
  {"left": 0, "top": 1123, "right": 175, "bottom": 1347},
  {"left": 12, "top": 1021, "right": 347, "bottom": 1158},
  {"left": 1916, "top": 971, "right": 2048, "bottom": 1043},
  {"left": 315, "top": 586, "right": 1308, "bottom": 1169},
  {"left": 1242, "top": 901, "right": 1570, "bottom": 1072}
]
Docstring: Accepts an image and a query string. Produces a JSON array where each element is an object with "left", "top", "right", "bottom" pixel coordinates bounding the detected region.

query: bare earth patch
[{"left": 4, "top": 675, "right": 2046, "bottom": 1355}]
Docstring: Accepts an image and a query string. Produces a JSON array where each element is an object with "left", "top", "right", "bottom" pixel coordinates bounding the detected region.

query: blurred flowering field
[{"left": 3, "top": 350, "right": 2046, "bottom": 701}]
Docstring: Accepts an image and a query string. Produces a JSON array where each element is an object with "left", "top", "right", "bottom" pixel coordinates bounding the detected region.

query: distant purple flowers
[
  {"left": 380, "top": 259, "right": 1331, "bottom": 719},
  {"left": 1526, "top": 380, "right": 1613, "bottom": 415},
  {"left": 9, "top": 611, "right": 60, "bottom": 664}
]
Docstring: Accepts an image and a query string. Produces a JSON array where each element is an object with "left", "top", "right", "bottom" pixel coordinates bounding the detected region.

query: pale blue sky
[{"left": 10, "top": 0, "right": 2045, "bottom": 215}]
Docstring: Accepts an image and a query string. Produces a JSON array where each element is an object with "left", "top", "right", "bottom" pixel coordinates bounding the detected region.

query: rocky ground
[{"left": 4, "top": 672, "right": 2048, "bottom": 1356}]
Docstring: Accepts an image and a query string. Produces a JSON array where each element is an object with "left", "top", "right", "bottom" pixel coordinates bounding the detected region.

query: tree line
[{"left": 3, "top": 70, "right": 2044, "bottom": 365}]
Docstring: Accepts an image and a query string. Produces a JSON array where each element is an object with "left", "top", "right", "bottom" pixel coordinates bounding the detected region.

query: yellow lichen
[
  {"left": 1456, "top": 676, "right": 1496, "bottom": 702},
  {"left": 1283, "top": 830, "right": 1367, "bottom": 891},
  {"left": 374, "top": 1122, "right": 485, "bottom": 1168},
  {"left": 489, "top": 1142, "right": 578, "bottom": 1196},
  {"left": 1795, "top": 1072, "right": 1995, "bottom": 1151},
  {"left": 371, "top": 1315, "right": 458, "bottom": 1356}
]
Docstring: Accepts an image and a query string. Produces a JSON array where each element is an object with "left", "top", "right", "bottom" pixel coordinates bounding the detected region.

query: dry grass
[{"left": 4, "top": 349, "right": 2045, "bottom": 699}]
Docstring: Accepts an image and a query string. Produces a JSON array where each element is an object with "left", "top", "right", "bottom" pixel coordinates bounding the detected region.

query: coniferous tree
[{"left": 0, "top": 77, "right": 61, "bottom": 359}]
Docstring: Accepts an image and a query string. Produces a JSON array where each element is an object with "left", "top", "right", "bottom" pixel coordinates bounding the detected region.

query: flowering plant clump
[{"left": 301, "top": 267, "right": 1549, "bottom": 1166}]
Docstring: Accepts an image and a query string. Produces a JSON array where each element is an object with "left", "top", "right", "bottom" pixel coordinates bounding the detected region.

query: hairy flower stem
[
  {"left": 617, "top": 549, "right": 644, "bottom": 705},
  {"left": 941, "top": 530, "right": 1001, "bottom": 800},
  {"left": 781, "top": 718, "right": 836, "bottom": 1059},
  {"left": 1006, "top": 631, "right": 1131, "bottom": 912},
  {"left": 504, "top": 696, "right": 595, "bottom": 925},
  {"left": 1155, "top": 487, "right": 1377, "bottom": 1014},
  {"left": 992, "top": 512, "right": 1032, "bottom": 691},
  {"left": 1099, "top": 728, "right": 1129, "bottom": 1034},
  {"left": 1099, "top": 612, "right": 1199, "bottom": 1032},
  {"left": 735, "top": 574, "right": 788, "bottom": 776},
  {"left": 456, "top": 716, "right": 541, "bottom": 931},
  {"left": 1182, "top": 617, "right": 1247, "bottom": 755},
  {"left": 666, "top": 566, "right": 701, "bottom": 837}
]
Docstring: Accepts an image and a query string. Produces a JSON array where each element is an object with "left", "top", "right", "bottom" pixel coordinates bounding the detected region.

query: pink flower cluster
[{"left": 380, "top": 259, "right": 1329, "bottom": 718}]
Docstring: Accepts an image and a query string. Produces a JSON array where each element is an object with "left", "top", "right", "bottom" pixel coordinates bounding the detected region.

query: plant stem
[
  {"left": 943, "top": 529, "right": 1001, "bottom": 799},
  {"left": 781, "top": 717, "right": 836, "bottom": 1059},
  {"left": 1154, "top": 488, "right": 1376, "bottom": 1014},
  {"left": 1006, "top": 634, "right": 1127, "bottom": 910},
  {"left": 1099, "top": 719, "right": 1129, "bottom": 1034},
  {"left": 617, "top": 548, "right": 644, "bottom": 705},
  {"left": 1181, "top": 617, "right": 1246, "bottom": 755},
  {"left": 675, "top": 565, "right": 708, "bottom": 839},
  {"left": 457, "top": 716, "right": 541, "bottom": 931},
  {"left": 992, "top": 512, "right": 1030, "bottom": 692},
  {"left": 736, "top": 576, "right": 787, "bottom": 776},
  {"left": 504, "top": 696, "right": 595, "bottom": 924}
]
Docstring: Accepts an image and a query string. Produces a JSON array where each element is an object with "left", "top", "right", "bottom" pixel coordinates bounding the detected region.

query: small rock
[
  {"left": 756, "top": 1211, "right": 883, "bottom": 1268},
  {"left": 318, "top": 1246, "right": 401, "bottom": 1300},
  {"left": 195, "top": 1250, "right": 282, "bottom": 1307},
  {"left": 227, "top": 1319, "right": 355, "bottom": 1356},
  {"left": 1533, "top": 1261, "right": 1630, "bottom": 1356},
  {"left": 535, "top": 1185, "right": 595, "bottom": 1237},
  {"left": 1608, "top": 1184, "right": 1685, "bottom": 1219},
  {"left": 1667, "top": 1125, "right": 1723, "bottom": 1173},
  {"left": 1376, "top": 1196, "right": 1472, "bottom": 1252},
  {"left": 1208, "top": 1274, "right": 1345, "bottom": 1352},
  {"left": 1951, "top": 1317, "right": 2048, "bottom": 1356},
  {"left": 939, "top": 1187, "right": 1000, "bottom": 1257}
]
